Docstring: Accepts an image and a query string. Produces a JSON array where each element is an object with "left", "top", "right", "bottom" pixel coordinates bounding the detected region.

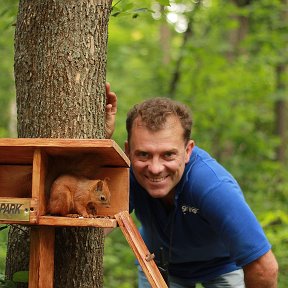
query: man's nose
[{"left": 148, "top": 157, "right": 163, "bottom": 174}]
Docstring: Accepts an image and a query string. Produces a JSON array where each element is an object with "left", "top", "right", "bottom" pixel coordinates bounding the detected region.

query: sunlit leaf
[{"left": 12, "top": 271, "right": 28, "bottom": 283}]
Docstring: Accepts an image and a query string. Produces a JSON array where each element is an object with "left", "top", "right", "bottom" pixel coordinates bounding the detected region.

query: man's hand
[{"left": 105, "top": 82, "right": 117, "bottom": 138}]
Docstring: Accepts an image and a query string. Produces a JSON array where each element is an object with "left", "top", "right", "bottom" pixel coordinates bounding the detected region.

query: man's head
[
  {"left": 125, "top": 97, "right": 194, "bottom": 201},
  {"left": 126, "top": 97, "right": 193, "bottom": 145}
]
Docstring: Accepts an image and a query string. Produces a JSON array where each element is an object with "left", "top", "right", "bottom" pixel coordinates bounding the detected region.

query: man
[{"left": 105, "top": 85, "right": 278, "bottom": 288}]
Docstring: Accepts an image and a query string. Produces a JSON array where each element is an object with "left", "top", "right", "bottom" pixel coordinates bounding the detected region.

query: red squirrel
[{"left": 48, "top": 174, "right": 111, "bottom": 217}]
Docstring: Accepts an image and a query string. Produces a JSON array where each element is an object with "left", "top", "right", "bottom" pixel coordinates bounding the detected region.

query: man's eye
[
  {"left": 164, "top": 152, "right": 176, "bottom": 159},
  {"left": 137, "top": 152, "right": 149, "bottom": 158}
]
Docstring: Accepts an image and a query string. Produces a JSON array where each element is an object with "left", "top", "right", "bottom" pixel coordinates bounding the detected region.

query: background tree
[{"left": 5, "top": 0, "right": 112, "bottom": 287}]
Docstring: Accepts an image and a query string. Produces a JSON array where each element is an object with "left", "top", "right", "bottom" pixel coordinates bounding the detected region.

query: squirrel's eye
[{"left": 100, "top": 195, "right": 106, "bottom": 201}]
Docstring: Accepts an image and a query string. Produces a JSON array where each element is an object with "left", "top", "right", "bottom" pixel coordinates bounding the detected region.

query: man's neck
[{"left": 161, "top": 191, "right": 175, "bottom": 209}]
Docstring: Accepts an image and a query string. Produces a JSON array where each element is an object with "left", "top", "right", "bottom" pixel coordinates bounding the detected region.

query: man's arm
[
  {"left": 104, "top": 82, "right": 117, "bottom": 235},
  {"left": 105, "top": 82, "right": 117, "bottom": 138},
  {"left": 243, "top": 250, "right": 278, "bottom": 288}
]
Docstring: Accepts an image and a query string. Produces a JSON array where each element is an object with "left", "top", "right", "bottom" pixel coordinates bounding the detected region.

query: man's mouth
[{"left": 146, "top": 176, "right": 168, "bottom": 182}]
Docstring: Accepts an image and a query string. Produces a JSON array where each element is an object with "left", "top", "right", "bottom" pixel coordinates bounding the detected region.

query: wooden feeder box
[{"left": 0, "top": 138, "right": 167, "bottom": 288}]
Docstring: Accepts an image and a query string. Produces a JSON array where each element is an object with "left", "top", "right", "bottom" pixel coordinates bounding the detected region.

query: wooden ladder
[{"left": 115, "top": 211, "right": 168, "bottom": 288}]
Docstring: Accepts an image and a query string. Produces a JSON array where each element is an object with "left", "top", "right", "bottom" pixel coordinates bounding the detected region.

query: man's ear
[
  {"left": 185, "top": 140, "right": 195, "bottom": 163},
  {"left": 124, "top": 140, "right": 130, "bottom": 157}
]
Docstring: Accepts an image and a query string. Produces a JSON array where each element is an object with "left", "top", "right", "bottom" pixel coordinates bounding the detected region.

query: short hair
[{"left": 126, "top": 97, "right": 193, "bottom": 143}]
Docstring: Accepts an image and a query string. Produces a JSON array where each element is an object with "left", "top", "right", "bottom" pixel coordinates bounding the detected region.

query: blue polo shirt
[{"left": 129, "top": 146, "right": 271, "bottom": 282}]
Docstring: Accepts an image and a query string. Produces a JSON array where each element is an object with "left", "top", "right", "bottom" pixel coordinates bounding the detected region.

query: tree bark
[
  {"left": 168, "top": 1, "right": 201, "bottom": 98},
  {"left": 159, "top": 6, "right": 171, "bottom": 66},
  {"left": 227, "top": 0, "right": 251, "bottom": 61},
  {"left": 274, "top": 0, "right": 287, "bottom": 163},
  {"left": 6, "top": 0, "right": 112, "bottom": 287},
  {"left": 274, "top": 64, "right": 287, "bottom": 164}
]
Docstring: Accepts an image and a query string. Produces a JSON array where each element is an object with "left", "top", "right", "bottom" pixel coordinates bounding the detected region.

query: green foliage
[
  {"left": 0, "top": 278, "right": 16, "bottom": 288},
  {"left": 111, "top": 0, "right": 169, "bottom": 18},
  {"left": 0, "top": 0, "right": 18, "bottom": 137},
  {"left": 107, "top": 1, "right": 288, "bottom": 286},
  {"left": 0, "top": 270, "right": 28, "bottom": 288},
  {"left": 104, "top": 229, "right": 137, "bottom": 287},
  {"left": 0, "top": 226, "right": 8, "bottom": 276},
  {"left": 104, "top": 213, "right": 140, "bottom": 287},
  {"left": 12, "top": 271, "right": 28, "bottom": 283}
]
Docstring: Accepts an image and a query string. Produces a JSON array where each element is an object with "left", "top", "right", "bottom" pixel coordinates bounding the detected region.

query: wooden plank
[
  {"left": 38, "top": 215, "right": 118, "bottom": 228},
  {"left": 115, "top": 211, "right": 168, "bottom": 288},
  {"left": 0, "top": 165, "right": 32, "bottom": 198},
  {"left": 29, "top": 226, "right": 55, "bottom": 288},
  {"left": 32, "top": 149, "right": 47, "bottom": 218},
  {"left": 29, "top": 198, "right": 38, "bottom": 224},
  {"left": 0, "top": 138, "right": 129, "bottom": 167},
  {"left": 0, "top": 146, "right": 34, "bottom": 165}
]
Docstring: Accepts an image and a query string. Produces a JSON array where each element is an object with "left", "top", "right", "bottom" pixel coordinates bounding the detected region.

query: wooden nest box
[
  {"left": 0, "top": 138, "right": 129, "bottom": 227},
  {"left": 0, "top": 138, "right": 167, "bottom": 288}
]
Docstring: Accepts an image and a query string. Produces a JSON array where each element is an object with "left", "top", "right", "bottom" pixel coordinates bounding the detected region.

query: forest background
[{"left": 0, "top": 0, "right": 287, "bottom": 287}]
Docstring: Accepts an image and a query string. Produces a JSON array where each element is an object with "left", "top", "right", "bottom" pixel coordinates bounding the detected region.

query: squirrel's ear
[
  {"left": 104, "top": 177, "right": 110, "bottom": 182},
  {"left": 96, "top": 180, "right": 104, "bottom": 191}
]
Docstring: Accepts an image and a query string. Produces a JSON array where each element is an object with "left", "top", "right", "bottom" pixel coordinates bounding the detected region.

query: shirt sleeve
[{"left": 199, "top": 179, "right": 271, "bottom": 267}]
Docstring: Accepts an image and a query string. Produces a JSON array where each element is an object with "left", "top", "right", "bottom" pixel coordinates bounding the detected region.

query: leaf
[
  {"left": 0, "top": 280, "right": 16, "bottom": 288},
  {"left": 133, "top": 8, "right": 153, "bottom": 14},
  {"left": 155, "top": 0, "right": 170, "bottom": 6},
  {"left": 12, "top": 271, "right": 28, "bottom": 283},
  {"left": 122, "top": 2, "right": 134, "bottom": 12},
  {"left": 111, "top": 11, "right": 121, "bottom": 17},
  {"left": 0, "top": 225, "right": 9, "bottom": 232}
]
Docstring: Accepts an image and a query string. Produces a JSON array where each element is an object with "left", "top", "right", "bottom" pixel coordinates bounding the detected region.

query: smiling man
[
  {"left": 126, "top": 114, "right": 194, "bottom": 202},
  {"left": 105, "top": 86, "right": 278, "bottom": 287},
  {"left": 119, "top": 96, "right": 278, "bottom": 288}
]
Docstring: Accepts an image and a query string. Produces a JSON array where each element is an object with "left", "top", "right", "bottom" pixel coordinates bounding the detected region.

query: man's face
[{"left": 125, "top": 116, "right": 194, "bottom": 200}]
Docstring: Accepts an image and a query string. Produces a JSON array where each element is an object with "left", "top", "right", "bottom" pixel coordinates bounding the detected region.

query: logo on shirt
[{"left": 181, "top": 205, "right": 199, "bottom": 215}]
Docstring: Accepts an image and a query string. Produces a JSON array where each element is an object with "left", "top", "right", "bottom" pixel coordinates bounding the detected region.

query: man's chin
[{"left": 146, "top": 189, "right": 168, "bottom": 199}]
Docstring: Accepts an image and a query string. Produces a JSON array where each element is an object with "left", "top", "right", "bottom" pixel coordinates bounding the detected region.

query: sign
[{"left": 0, "top": 199, "right": 30, "bottom": 221}]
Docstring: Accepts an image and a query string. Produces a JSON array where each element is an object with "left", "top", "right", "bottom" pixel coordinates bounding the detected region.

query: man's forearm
[
  {"left": 243, "top": 250, "right": 278, "bottom": 288},
  {"left": 244, "top": 273, "right": 278, "bottom": 288}
]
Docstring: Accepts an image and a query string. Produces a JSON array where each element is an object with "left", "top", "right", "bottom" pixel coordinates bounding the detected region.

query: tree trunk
[
  {"left": 227, "top": 0, "right": 251, "bottom": 62},
  {"left": 168, "top": 1, "right": 201, "bottom": 98},
  {"left": 275, "top": 65, "right": 287, "bottom": 164},
  {"left": 159, "top": 6, "right": 170, "bottom": 66},
  {"left": 274, "top": 0, "right": 287, "bottom": 163},
  {"left": 6, "top": 0, "right": 112, "bottom": 287}
]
